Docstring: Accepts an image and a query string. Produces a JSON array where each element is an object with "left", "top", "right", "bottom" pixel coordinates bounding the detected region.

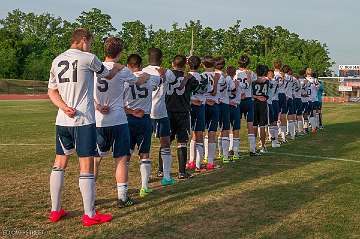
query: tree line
[{"left": 0, "top": 8, "right": 334, "bottom": 81}]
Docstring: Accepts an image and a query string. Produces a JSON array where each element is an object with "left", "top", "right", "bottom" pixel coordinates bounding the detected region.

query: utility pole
[{"left": 190, "top": 29, "right": 194, "bottom": 56}]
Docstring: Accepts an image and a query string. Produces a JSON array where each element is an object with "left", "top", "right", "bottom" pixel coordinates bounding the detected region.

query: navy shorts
[
  {"left": 268, "top": 104, "right": 275, "bottom": 124},
  {"left": 278, "top": 93, "right": 287, "bottom": 114},
  {"left": 314, "top": 101, "right": 320, "bottom": 111},
  {"left": 128, "top": 114, "right": 152, "bottom": 154},
  {"left": 253, "top": 100, "right": 268, "bottom": 127},
  {"left": 294, "top": 98, "right": 303, "bottom": 116},
  {"left": 287, "top": 98, "right": 295, "bottom": 115},
  {"left": 152, "top": 117, "right": 171, "bottom": 138},
  {"left": 190, "top": 104, "right": 205, "bottom": 132},
  {"left": 96, "top": 124, "right": 130, "bottom": 158},
  {"left": 308, "top": 102, "right": 315, "bottom": 116},
  {"left": 271, "top": 100, "right": 280, "bottom": 122},
  {"left": 218, "top": 103, "right": 230, "bottom": 131},
  {"left": 168, "top": 111, "right": 190, "bottom": 143},
  {"left": 239, "top": 98, "right": 254, "bottom": 122},
  {"left": 229, "top": 104, "right": 240, "bottom": 130},
  {"left": 56, "top": 124, "right": 97, "bottom": 157},
  {"left": 205, "top": 103, "right": 219, "bottom": 132}
]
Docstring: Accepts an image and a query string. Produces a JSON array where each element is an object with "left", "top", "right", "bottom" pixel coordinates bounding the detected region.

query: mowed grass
[{"left": 0, "top": 100, "right": 360, "bottom": 239}]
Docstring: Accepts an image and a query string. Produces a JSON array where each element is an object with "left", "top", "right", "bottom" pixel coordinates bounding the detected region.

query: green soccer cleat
[
  {"left": 232, "top": 155, "right": 240, "bottom": 161},
  {"left": 161, "top": 177, "right": 176, "bottom": 186},
  {"left": 139, "top": 188, "right": 153, "bottom": 198},
  {"left": 203, "top": 157, "right": 208, "bottom": 164},
  {"left": 218, "top": 154, "right": 224, "bottom": 161},
  {"left": 222, "top": 157, "right": 230, "bottom": 164},
  {"left": 117, "top": 197, "right": 135, "bottom": 208}
]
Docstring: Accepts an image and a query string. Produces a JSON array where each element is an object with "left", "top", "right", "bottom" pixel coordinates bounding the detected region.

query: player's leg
[
  {"left": 206, "top": 103, "right": 220, "bottom": 168},
  {"left": 246, "top": 99, "right": 257, "bottom": 155},
  {"left": 287, "top": 98, "right": 296, "bottom": 140},
  {"left": 271, "top": 100, "right": 280, "bottom": 146},
  {"left": 319, "top": 102, "right": 324, "bottom": 129},
  {"left": 94, "top": 127, "right": 112, "bottom": 180},
  {"left": 229, "top": 104, "right": 241, "bottom": 160},
  {"left": 187, "top": 104, "right": 199, "bottom": 170},
  {"left": 193, "top": 105, "right": 205, "bottom": 171},
  {"left": 259, "top": 102, "right": 268, "bottom": 152},
  {"left": 220, "top": 103, "right": 231, "bottom": 163},
  {"left": 278, "top": 94, "right": 288, "bottom": 143}
]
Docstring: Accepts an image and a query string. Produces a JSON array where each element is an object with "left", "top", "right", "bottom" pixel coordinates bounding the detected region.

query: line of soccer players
[{"left": 47, "top": 28, "right": 324, "bottom": 226}]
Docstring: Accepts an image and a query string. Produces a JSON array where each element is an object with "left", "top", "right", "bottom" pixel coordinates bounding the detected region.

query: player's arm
[
  {"left": 90, "top": 55, "right": 124, "bottom": 80},
  {"left": 210, "top": 73, "right": 221, "bottom": 96}
]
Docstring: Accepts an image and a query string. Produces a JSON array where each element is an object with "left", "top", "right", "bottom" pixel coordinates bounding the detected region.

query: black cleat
[
  {"left": 178, "top": 172, "right": 194, "bottom": 180},
  {"left": 157, "top": 171, "right": 164, "bottom": 178},
  {"left": 249, "top": 152, "right": 261, "bottom": 157},
  {"left": 117, "top": 197, "right": 135, "bottom": 208}
]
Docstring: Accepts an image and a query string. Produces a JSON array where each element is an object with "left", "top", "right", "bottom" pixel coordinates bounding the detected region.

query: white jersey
[
  {"left": 94, "top": 64, "right": 138, "bottom": 127},
  {"left": 190, "top": 71, "right": 207, "bottom": 104},
  {"left": 218, "top": 74, "right": 235, "bottom": 105},
  {"left": 307, "top": 77, "right": 319, "bottom": 102},
  {"left": 229, "top": 77, "right": 242, "bottom": 105},
  {"left": 48, "top": 49, "right": 109, "bottom": 127},
  {"left": 124, "top": 71, "right": 161, "bottom": 115},
  {"left": 284, "top": 74, "right": 294, "bottom": 98},
  {"left": 267, "top": 78, "right": 278, "bottom": 104},
  {"left": 203, "top": 71, "right": 220, "bottom": 103},
  {"left": 142, "top": 65, "right": 176, "bottom": 119},
  {"left": 293, "top": 77, "right": 302, "bottom": 99},
  {"left": 300, "top": 78, "right": 309, "bottom": 103},
  {"left": 235, "top": 69, "right": 257, "bottom": 98}
]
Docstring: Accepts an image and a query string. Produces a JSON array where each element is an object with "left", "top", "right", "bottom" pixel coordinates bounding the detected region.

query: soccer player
[
  {"left": 252, "top": 65, "right": 270, "bottom": 153},
  {"left": 187, "top": 56, "right": 209, "bottom": 171},
  {"left": 301, "top": 75, "right": 311, "bottom": 134},
  {"left": 284, "top": 66, "right": 296, "bottom": 140},
  {"left": 93, "top": 37, "right": 150, "bottom": 207},
  {"left": 215, "top": 57, "right": 235, "bottom": 163},
  {"left": 267, "top": 69, "right": 281, "bottom": 148},
  {"left": 227, "top": 66, "right": 242, "bottom": 159},
  {"left": 306, "top": 68, "right": 320, "bottom": 133},
  {"left": 236, "top": 55, "right": 259, "bottom": 156},
  {"left": 124, "top": 54, "right": 165, "bottom": 196},
  {"left": 317, "top": 79, "right": 325, "bottom": 129},
  {"left": 294, "top": 70, "right": 306, "bottom": 135},
  {"left": 141, "top": 48, "right": 180, "bottom": 178},
  {"left": 48, "top": 28, "right": 124, "bottom": 226},
  {"left": 202, "top": 56, "right": 221, "bottom": 169},
  {"left": 274, "top": 60, "right": 288, "bottom": 144},
  {"left": 166, "top": 55, "right": 205, "bottom": 176}
]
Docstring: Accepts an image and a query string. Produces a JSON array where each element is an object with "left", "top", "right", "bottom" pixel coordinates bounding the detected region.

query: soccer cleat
[
  {"left": 232, "top": 154, "right": 240, "bottom": 161},
  {"left": 161, "top": 177, "right": 176, "bottom": 186},
  {"left": 186, "top": 161, "right": 196, "bottom": 170},
  {"left": 250, "top": 151, "right": 261, "bottom": 157},
  {"left": 319, "top": 126, "right": 324, "bottom": 130},
  {"left": 139, "top": 188, "right": 153, "bottom": 198},
  {"left": 156, "top": 171, "right": 163, "bottom": 178},
  {"left": 271, "top": 141, "right": 281, "bottom": 148},
  {"left": 203, "top": 157, "right": 208, "bottom": 164},
  {"left": 281, "top": 140, "right": 288, "bottom": 144},
  {"left": 82, "top": 211, "right": 112, "bottom": 227},
  {"left": 194, "top": 167, "right": 202, "bottom": 173},
  {"left": 311, "top": 128, "right": 317, "bottom": 134},
  {"left": 178, "top": 172, "right": 193, "bottom": 180},
  {"left": 259, "top": 147, "right": 268, "bottom": 154},
  {"left": 117, "top": 197, "right": 135, "bottom": 208},
  {"left": 49, "top": 209, "right": 68, "bottom": 223},
  {"left": 222, "top": 157, "right": 230, "bottom": 164},
  {"left": 206, "top": 163, "right": 216, "bottom": 171},
  {"left": 218, "top": 154, "right": 224, "bottom": 161}
]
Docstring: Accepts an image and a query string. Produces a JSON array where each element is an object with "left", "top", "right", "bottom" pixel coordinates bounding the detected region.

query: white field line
[{"left": 1, "top": 143, "right": 359, "bottom": 163}]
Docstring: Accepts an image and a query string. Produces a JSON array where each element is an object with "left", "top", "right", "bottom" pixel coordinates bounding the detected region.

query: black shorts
[
  {"left": 253, "top": 100, "right": 268, "bottom": 127},
  {"left": 168, "top": 112, "right": 190, "bottom": 143}
]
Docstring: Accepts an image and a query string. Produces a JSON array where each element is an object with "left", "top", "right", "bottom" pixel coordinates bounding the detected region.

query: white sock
[
  {"left": 204, "top": 135, "right": 208, "bottom": 159},
  {"left": 208, "top": 143, "right": 216, "bottom": 164},
  {"left": 304, "top": 120, "right": 309, "bottom": 130},
  {"left": 280, "top": 125, "right": 287, "bottom": 141},
  {"left": 189, "top": 139, "right": 196, "bottom": 162},
  {"left": 298, "top": 120, "right": 304, "bottom": 132},
  {"left": 221, "top": 137, "right": 230, "bottom": 159},
  {"left": 248, "top": 134, "right": 256, "bottom": 153},
  {"left": 50, "top": 167, "right": 64, "bottom": 212},
  {"left": 217, "top": 137, "right": 223, "bottom": 156},
  {"left": 274, "top": 126, "right": 279, "bottom": 143},
  {"left": 195, "top": 143, "right": 204, "bottom": 169},
  {"left": 268, "top": 126, "right": 275, "bottom": 140},
  {"left": 289, "top": 121, "right": 295, "bottom": 138},
  {"left": 117, "top": 182, "right": 128, "bottom": 201},
  {"left": 309, "top": 117, "right": 315, "bottom": 129},
  {"left": 233, "top": 138, "right": 240, "bottom": 156},
  {"left": 229, "top": 134, "right": 234, "bottom": 151},
  {"left": 294, "top": 120, "right": 299, "bottom": 133},
  {"left": 315, "top": 113, "right": 320, "bottom": 128},
  {"left": 161, "top": 148, "right": 172, "bottom": 180},
  {"left": 79, "top": 173, "right": 96, "bottom": 218},
  {"left": 140, "top": 159, "right": 151, "bottom": 189}
]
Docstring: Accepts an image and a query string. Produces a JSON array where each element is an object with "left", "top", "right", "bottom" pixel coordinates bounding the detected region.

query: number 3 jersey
[
  {"left": 48, "top": 49, "right": 110, "bottom": 127},
  {"left": 94, "top": 62, "right": 138, "bottom": 127},
  {"left": 123, "top": 71, "right": 161, "bottom": 115}
]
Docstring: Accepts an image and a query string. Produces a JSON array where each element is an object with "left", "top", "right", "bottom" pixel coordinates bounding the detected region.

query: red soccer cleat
[
  {"left": 49, "top": 209, "right": 68, "bottom": 222},
  {"left": 186, "top": 161, "right": 196, "bottom": 170},
  {"left": 82, "top": 211, "right": 113, "bottom": 227},
  {"left": 206, "top": 163, "right": 216, "bottom": 171}
]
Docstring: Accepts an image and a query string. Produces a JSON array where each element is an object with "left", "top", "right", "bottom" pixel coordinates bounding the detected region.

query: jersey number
[
  {"left": 97, "top": 77, "right": 109, "bottom": 92},
  {"left": 58, "top": 60, "right": 78, "bottom": 83},
  {"left": 130, "top": 85, "right": 148, "bottom": 99},
  {"left": 254, "top": 84, "right": 267, "bottom": 95}
]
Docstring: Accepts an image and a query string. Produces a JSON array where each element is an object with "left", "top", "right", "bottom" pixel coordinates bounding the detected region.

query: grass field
[{"left": 1, "top": 100, "right": 360, "bottom": 239}]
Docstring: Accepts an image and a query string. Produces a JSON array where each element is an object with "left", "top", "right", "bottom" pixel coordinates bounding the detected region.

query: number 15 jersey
[{"left": 48, "top": 49, "right": 110, "bottom": 127}]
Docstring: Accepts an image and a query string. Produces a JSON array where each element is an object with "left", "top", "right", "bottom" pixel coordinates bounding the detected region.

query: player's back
[
  {"left": 236, "top": 69, "right": 257, "bottom": 98},
  {"left": 190, "top": 71, "right": 207, "bottom": 104},
  {"left": 49, "top": 49, "right": 105, "bottom": 126}
]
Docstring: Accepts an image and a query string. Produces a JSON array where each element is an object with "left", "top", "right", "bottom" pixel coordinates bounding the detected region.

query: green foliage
[{"left": 0, "top": 8, "right": 334, "bottom": 80}]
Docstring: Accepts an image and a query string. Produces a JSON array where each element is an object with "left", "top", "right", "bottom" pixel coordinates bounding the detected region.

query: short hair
[
  {"left": 148, "top": 48, "right": 163, "bottom": 65},
  {"left": 188, "top": 56, "right": 201, "bottom": 70},
  {"left": 202, "top": 55, "right": 215, "bottom": 68},
  {"left": 273, "top": 59, "right": 282, "bottom": 69},
  {"left": 104, "top": 37, "right": 123, "bottom": 58},
  {"left": 282, "top": 65, "right": 291, "bottom": 74},
  {"left": 71, "top": 28, "right": 93, "bottom": 44},
  {"left": 312, "top": 72, "right": 318, "bottom": 78},
  {"left": 226, "top": 66, "right": 236, "bottom": 77},
  {"left": 127, "top": 54, "right": 142, "bottom": 68},
  {"left": 238, "top": 55, "right": 250, "bottom": 68},
  {"left": 172, "top": 55, "right": 187, "bottom": 68},
  {"left": 214, "top": 56, "right": 225, "bottom": 70},
  {"left": 256, "top": 64, "right": 269, "bottom": 77},
  {"left": 306, "top": 67, "right": 313, "bottom": 76},
  {"left": 299, "top": 69, "right": 306, "bottom": 77}
]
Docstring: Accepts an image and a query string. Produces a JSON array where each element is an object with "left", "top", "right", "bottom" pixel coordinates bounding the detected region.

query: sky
[{"left": 1, "top": 0, "right": 358, "bottom": 73}]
